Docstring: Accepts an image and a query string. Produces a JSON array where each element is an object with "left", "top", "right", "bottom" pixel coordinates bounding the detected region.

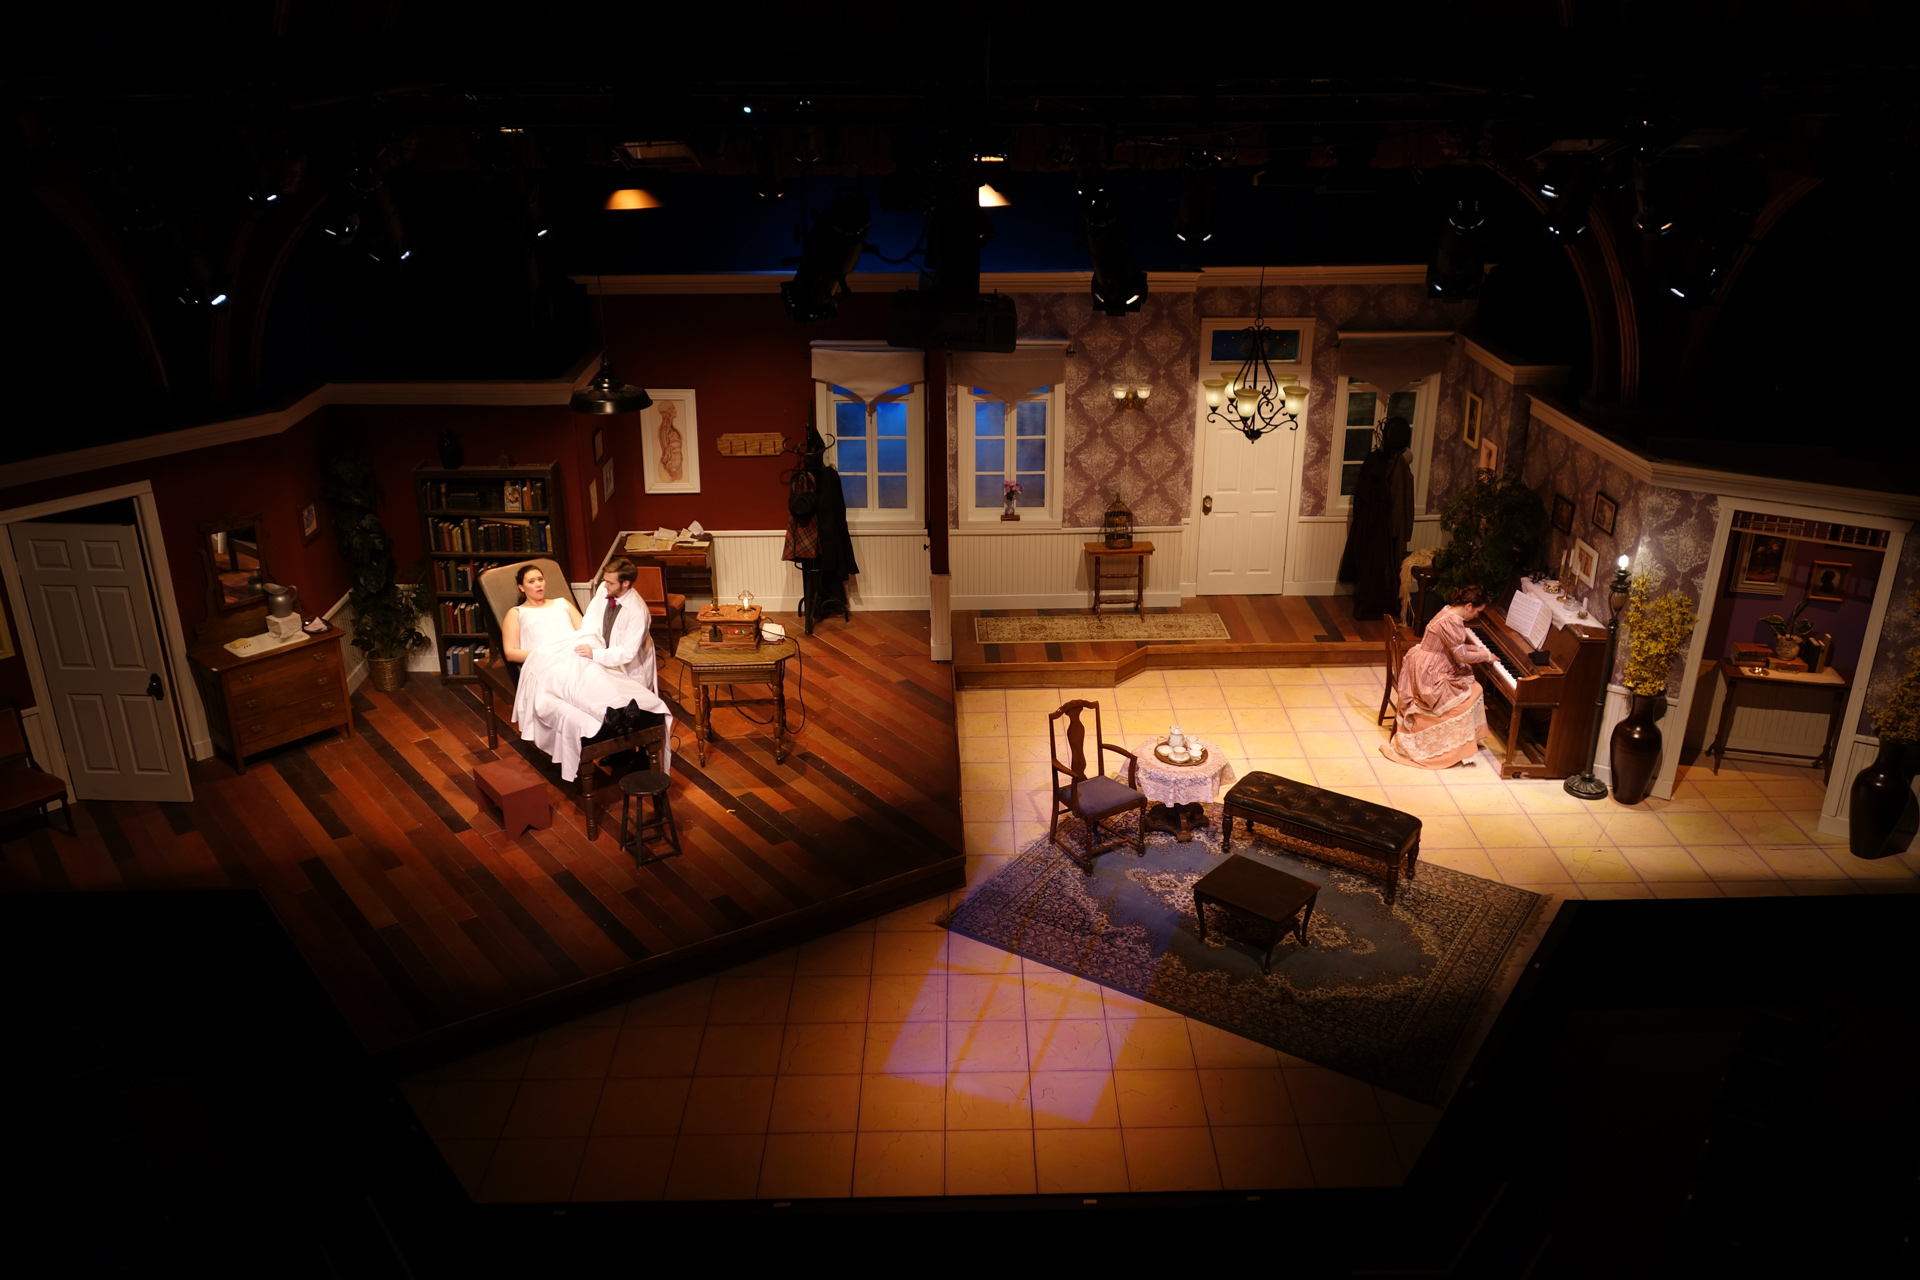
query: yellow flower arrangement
[
  {"left": 1621, "top": 573, "right": 1698, "bottom": 697},
  {"left": 1868, "top": 590, "right": 1920, "bottom": 745}
]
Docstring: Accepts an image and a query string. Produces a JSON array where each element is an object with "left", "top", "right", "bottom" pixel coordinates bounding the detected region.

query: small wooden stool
[
  {"left": 618, "top": 769, "right": 682, "bottom": 866},
  {"left": 474, "top": 756, "right": 551, "bottom": 838}
]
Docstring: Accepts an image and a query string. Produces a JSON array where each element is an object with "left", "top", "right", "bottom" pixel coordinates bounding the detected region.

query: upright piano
[{"left": 1466, "top": 596, "right": 1609, "bottom": 779}]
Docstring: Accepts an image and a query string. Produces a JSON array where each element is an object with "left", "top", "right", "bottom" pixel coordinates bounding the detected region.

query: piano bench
[{"left": 1221, "top": 771, "right": 1423, "bottom": 903}]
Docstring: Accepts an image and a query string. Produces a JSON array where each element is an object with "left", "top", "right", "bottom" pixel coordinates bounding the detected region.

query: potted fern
[
  {"left": 323, "top": 450, "right": 430, "bottom": 692},
  {"left": 1610, "top": 574, "right": 1698, "bottom": 804},
  {"left": 1852, "top": 590, "right": 1920, "bottom": 858},
  {"left": 1760, "top": 596, "right": 1815, "bottom": 660},
  {"left": 1429, "top": 469, "right": 1547, "bottom": 618}
]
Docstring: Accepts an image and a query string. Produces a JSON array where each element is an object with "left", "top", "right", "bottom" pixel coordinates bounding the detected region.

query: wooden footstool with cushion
[
  {"left": 1221, "top": 771, "right": 1422, "bottom": 903},
  {"left": 475, "top": 755, "right": 552, "bottom": 838}
]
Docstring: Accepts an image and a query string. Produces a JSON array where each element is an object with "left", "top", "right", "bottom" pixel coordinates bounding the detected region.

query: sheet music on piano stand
[{"left": 1506, "top": 590, "right": 1553, "bottom": 653}]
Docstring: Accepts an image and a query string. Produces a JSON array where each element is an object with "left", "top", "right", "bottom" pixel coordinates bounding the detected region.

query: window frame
[
  {"left": 1325, "top": 374, "right": 1441, "bottom": 514},
  {"left": 956, "top": 380, "right": 1067, "bottom": 527},
  {"left": 813, "top": 377, "right": 926, "bottom": 531}
]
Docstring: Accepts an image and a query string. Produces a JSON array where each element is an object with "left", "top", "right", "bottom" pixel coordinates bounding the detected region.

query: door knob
[
  {"left": 147, "top": 673, "right": 164, "bottom": 700},
  {"left": 1202, "top": 495, "right": 1213, "bottom": 515}
]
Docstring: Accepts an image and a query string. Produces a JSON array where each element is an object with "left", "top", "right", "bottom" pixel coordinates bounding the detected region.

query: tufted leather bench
[{"left": 1221, "top": 771, "right": 1422, "bottom": 903}]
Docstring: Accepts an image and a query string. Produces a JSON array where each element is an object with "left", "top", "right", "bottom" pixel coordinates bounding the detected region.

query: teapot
[{"left": 263, "top": 583, "right": 298, "bottom": 618}]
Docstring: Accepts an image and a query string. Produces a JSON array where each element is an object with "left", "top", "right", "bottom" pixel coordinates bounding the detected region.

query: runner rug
[
  {"left": 973, "top": 613, "right": 1231, "bottom": 644},
  {"left": 942, "top": 811, "right": 1543, "bottom": 1105}
]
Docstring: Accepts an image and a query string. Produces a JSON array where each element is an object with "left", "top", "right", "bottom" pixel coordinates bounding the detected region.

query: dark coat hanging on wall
[
  {"left": 781, "top": 423, "right": 860, "bottom": 631},
  {"left": 1338, "top": 417, "right": 1415, "bottom": 621}
]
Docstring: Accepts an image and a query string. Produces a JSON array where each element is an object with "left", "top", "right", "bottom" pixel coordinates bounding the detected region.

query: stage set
[{"left": 4, "top": 41, "right": 1920, "bottom": 1273}]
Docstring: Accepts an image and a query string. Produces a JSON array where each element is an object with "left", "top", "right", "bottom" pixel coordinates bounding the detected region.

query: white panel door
[
  {"left": 10, "top": 522, "right": 191, "bottom": 802},
  {"left": 1195, "top": 415, "right": 1289, "bottom": 594}
]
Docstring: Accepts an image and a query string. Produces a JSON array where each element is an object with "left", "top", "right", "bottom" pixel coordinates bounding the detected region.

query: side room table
[
  {"left": 1708, "top": 660, "right": 1851, "bottom": 782},
  {"left": 674, "top": 635, "right": 800, "bottom": 766},
  {"left": 1133, "top": 737, "right": 1237, "bottom": 842},
  {"left": 1086, "top": 541, "right": 1154, "bottom": 615}
]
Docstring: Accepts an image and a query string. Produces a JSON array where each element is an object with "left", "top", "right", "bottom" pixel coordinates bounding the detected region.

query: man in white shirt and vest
[{"left": 577, "top": 556, "right": 660, "bottom": 693}]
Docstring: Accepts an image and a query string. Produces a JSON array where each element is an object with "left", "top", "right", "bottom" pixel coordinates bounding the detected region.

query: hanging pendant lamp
[{"left": 570, "top": 274, "right": 652, "bottom": 415}]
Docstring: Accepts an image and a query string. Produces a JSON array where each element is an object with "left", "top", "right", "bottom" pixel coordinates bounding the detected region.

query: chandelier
[{"left": 1201, "top": 269, "right": 1308, "bottom": 443}]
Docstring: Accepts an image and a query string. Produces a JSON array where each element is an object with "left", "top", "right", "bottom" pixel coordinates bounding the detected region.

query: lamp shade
[{"left": 569, "top": 359, "right": 652, "bottom": 415}]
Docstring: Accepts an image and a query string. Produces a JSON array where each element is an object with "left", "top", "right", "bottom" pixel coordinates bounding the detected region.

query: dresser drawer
[
  {"left": 222, "top": 644, "right": 340, "bottom": 698},
  {"left": 233, "top": 687, "right": 350, "bottom": 750},
  {"left": 226, "top": 667, "right": 344, "bottom": 714}
]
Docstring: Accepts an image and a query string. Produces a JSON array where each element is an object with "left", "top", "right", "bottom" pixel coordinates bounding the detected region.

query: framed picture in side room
[
  {"left": 591, "top": 424, "right": 605, "bottom": 463},
  {"left": 1462, "top": 391, "right": 1483, "bottom": 448},
  {"left": 1730, "top": 531, "right": 1793, "bottom": 596},
  {"left": 1551, "top": 493, "right": 1575, "bottom": 534},
  {"left": 1807, "top": 560, "right": 1850, "bottom": 602},
  {"left": 1591, "top": 490, "right": 1617, "bottom": 537},
  {"left": 299, "top": 501, "right": 321, "bottom": 545},
  {"left": 1570, "top": 537, "right": 1599, "bottom": 587},
  {"left": 640, "top": 390, "right": 700, "bottom": 494}
]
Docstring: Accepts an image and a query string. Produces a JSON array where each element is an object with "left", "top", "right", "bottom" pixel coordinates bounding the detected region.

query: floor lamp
[{"left": 1565, "top": 554, "right": 1634, "bottom": 800}]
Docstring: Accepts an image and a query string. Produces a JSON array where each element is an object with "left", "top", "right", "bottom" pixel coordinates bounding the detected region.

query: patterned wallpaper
[
  {"left": 1859, "top": 531, "right": 1920, "bottom": 735},
  {"left": 943, "top": 283, "right": 1474, "bottom": 529},
  {"left": 1426, "top": 346, "right": 1523, "bottom": 516}
]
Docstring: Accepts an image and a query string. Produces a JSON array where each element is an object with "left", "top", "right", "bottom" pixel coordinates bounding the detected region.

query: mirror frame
[{"left": 196, "top": 513, "right": 274, "bottom": 632}]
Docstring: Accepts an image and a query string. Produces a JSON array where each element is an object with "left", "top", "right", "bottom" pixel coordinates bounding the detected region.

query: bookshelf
[{"left": 413, "top": 463, "right": 567, "bottom": 683}]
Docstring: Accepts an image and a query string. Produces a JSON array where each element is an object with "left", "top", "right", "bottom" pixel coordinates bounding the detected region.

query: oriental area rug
[
  {"left": 973, "top": 613, "right": 1232, "bottom": 645},
  {"left": 943, "top": 813, "right": 1544, "bottom": 1106}
]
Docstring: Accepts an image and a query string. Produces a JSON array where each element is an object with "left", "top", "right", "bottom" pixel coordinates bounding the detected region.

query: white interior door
[
  {"left": 1195, "top": 413, "right": 1291, "bottom": 594},
  {"left": 10, "top": 522, "right": 192, "bottom": 802}
]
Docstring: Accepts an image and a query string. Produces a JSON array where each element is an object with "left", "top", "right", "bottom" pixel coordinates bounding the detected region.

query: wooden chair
[
  {"left": 1047, "top": 699, "right": 1148, "bottom": 871},
  {"left": 632, "top": 564, "right": 688, "bottom": 650},
  {"left": 1378, "top": 620, "right": 1417, "bottom": 737},
  {"left": 0, "top": 704, "right": 75, "bottom": 836}
]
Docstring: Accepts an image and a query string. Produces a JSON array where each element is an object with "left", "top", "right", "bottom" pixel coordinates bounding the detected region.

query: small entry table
[
  {"left": 1192, "top": 855, "right": 1321, "bottom": 973},
  {"left": 675, "top": 635, "right": 800, "bottom": 766},
  {"left": 1133, "top": 737, "right": 1238, "bottom": 842},
  {"left": 1086, "top": 541, "right": 1154, "bottom": 614},
  {"left": 1709, "top": 659, "right": 1852, "bottom": 782}
]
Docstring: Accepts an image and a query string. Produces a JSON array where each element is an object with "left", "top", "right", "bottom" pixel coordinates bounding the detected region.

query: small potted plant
[
  {"left": 1610, "top": 573, "right": 1698, "bottom": 804},
  {"left": 1001, "top": 478, "right": 1022, "bottom": 522},
  {"left": 1851, "top": 590, "right": 1920, "bottom": 858},
  {"left": 1760, "top": 596, "right": 1815, "bottom": 660}
]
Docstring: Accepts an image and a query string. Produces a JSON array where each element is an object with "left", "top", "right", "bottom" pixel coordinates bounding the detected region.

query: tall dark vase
[
  {"left": 1848, "top": 740, "right": 1909, "bottom": 859},
  {"left": 436, "top": 429, "right": 464, "bottom": 469},
  {"left": 1608, "top": 692, "right": 1664, "bottom": 805}
]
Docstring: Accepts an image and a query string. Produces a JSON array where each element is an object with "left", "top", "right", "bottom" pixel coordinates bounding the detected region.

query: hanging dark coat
[
  {"left": 808, "top": 463, "right": 861, "bottom": 586},
  {"left": 1338, "top": 418, "right": 1414, "bottom": 621}
]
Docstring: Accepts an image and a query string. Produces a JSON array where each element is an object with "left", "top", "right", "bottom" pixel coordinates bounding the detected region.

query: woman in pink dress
[{"left": 1380, "top": 584, "right": 1499, "bottom": 769}]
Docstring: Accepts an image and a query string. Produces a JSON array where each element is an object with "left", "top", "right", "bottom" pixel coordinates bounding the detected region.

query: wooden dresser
[{"left": 188, "top": 623, "right": 353, "bottom": 773}]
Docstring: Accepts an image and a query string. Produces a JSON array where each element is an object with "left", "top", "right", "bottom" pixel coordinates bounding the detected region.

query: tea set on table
[{"left": 1143, "top": 724, "right": 1216, "bottom": 843}]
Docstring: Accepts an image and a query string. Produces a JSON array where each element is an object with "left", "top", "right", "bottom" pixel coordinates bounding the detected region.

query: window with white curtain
[
  {"left": 815, "top": 381, "right": 925, "bottom": 528},
  {"left": 958, "top": 383, "right": 1064, "bottom": 524}
]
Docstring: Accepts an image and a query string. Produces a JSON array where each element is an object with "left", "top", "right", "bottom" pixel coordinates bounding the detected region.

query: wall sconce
[{"left": 1111, "top": 380, "right": 1153, "bottom": 411}]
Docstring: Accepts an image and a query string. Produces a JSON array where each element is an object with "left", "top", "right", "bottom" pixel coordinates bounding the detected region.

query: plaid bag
[{"left": 783, "top": 516, "right": 820, "bottom": 561}]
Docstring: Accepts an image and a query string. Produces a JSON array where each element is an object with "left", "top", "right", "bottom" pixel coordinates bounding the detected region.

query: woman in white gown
[{"left": 502, "top": 566, "right": 670, "bottom": 782}]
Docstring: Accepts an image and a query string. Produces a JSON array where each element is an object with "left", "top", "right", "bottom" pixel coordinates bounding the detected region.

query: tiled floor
[{"left": 409, "top": 662, "right": 1916, "bottom": 1204}]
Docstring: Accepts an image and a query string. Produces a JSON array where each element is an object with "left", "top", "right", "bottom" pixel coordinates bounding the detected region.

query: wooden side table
[
  {"left": 1086, "top": 541, "right": 1154, "bottom": 615},
  {"left": 674, "top": 635, "right": 800, "bottom": 766},
  {"left": 1192, "top": 854, "right": 1321, "bottom": 973},
  {"left": 1709, "top": 659, "right": 1852, "bottom": 782}
]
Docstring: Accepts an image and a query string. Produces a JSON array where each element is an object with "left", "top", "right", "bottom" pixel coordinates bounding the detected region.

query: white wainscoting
[
  {"left": 711, "top": 530, "right": 932, "bottom": 612},
  {"left": 1286, "top": 515, "right": 1444, "bottom": 596},
  {"left": 951, "top": 527, "right": 1185, "bottom": 611},
  {"left": 1822, "top": 735, "right": 1920, "bottom": 850},
  {"left": 1697, "top": 673, "right": 1838, "bottom": 764}
]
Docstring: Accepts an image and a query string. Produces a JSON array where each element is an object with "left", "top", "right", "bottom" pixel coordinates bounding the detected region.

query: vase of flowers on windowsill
[{"left": 1001, "top": 480, "right": 1022, "bottom": 522}]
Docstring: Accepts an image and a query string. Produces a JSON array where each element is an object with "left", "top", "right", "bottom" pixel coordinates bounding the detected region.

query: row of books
[
  {"left": 425, "top": 479, "right": 548, "bottom": 513},
  {"left": 428, "top": 517, "right": 552, "bottom": 553},
  {"left": 444, "top": 643, "right": 490, "bottom": 677},
  {"left": 440, "top": 600, "right": 485, "bottom": 634},
  {"left": 432, "top": 559, "right": 487, "bottom": 593}
]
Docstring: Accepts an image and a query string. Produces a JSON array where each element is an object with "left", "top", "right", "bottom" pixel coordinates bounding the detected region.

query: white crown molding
[
  {"left": 1195, "top": 265, "right": 1429, "bottom": 287},
  {"left": 1528, "top": 395, "right": 1920, "bottom": 520},
  {"left": 0, "top": 349, "right": 603, "bottom": 490},
  {"left": 1461, "top": 336, "right": 1573, "bottom": 387},
  {"left": 1335, "top": 330, "right": 1458, "bottom": 341},
  {"left": 577, "top": 266, "right": 1429, "bottom": 294}
]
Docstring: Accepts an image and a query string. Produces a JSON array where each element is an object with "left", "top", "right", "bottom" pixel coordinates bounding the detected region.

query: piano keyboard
[{"left": 1471, "top": 625, "right": 1523, "bottom": 689}]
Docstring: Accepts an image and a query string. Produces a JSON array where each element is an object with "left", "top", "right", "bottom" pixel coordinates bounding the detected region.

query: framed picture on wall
[
  {"left": 592, "top": 425, "right": 606, "bottom": 463},
  {"left": 299, "top": 501, "right": 321, "bottom": 545},
  {"left": 601, "top": 457, "right": 616, "bottom": 501},
  {"left": 1571, "top": 537, "right": 1599, "bottom": 587},
  {"left": 640, "top": 390, "right": 700, "bottom": 494},
  {"left": 1478, "top": 437, "right": 1498, "bottom": 474},
  {"left": 1551, "top": 493, "right": 1575, "bottom": 534},
  {"left": 1730, "top": 531, "right": 1793, "bottom": 596},
  {"left": 1591, "top": 491, "right": 1618, "bottom": 537},
  {"left": 1807, "top": 560, "right": 1850, "bottom": 602},
  {"left": 1462, "top": 391, "right": 1483, "bottom": 448},
  {"left": 588, "top": 477, "right": 599, "bottom": 519}
]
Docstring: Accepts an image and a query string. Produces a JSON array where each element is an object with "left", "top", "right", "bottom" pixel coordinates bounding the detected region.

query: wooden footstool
[
  {"left": 1222, "top": 771, "right": 1422, "bottom": 903},
  {"left": 475, "top": 756, "right": 551, "bottom": 838},
  {"left": 1192, "top": 855, "right": 1320, "bottom": 973}
]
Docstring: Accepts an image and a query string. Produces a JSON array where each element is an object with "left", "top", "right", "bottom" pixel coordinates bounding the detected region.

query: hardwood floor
[
  {"left": 0, "top": 611, "right": 963, "bottom": 1064},
  {"left": 954, "top": 594, "right": 1392, "bottom": 688}
]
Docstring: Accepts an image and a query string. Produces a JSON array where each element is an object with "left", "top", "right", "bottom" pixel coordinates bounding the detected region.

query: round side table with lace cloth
[{"left": 1132, "top": 738, "right": 1238, "bottom": 842}]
